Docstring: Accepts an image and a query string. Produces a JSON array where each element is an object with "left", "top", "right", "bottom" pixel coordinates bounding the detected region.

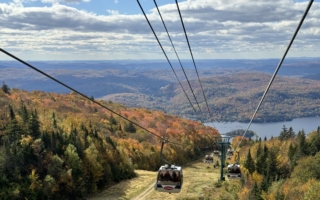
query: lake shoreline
[{"left": 205, "top": 116, "right": 320, "bottom": 140}]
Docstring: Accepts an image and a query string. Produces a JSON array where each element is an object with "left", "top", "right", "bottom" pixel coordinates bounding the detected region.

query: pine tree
[
  {"left": 27, "top": 109, "right": 41, "bottom": 139},
  {"left": 260, "top": 176, "right": 270, "bottom": 192},
  {"left": 125, "top": 122, "right": 136, "bottom": 133},
  {"left": 309, "top": 126, "right": 320, "bottom": 156},
  {"left": 266, "top": 147, "right": 279, "bottom": 181},
  {"left": 279, "top": 125, "right": 288, "bottom": 141},
  {"left": 20, "top": 104, "right": 29, "bottom": 123},
  {"left": 256, "top": 143, "right": 262, "bottom": 158},
  {"left": 1, "top": 81, "right": 10, "bottom": 94},
  {"left": 296, "top": 130, "right": 308, "bottom": 157},
  {"left": 288, "top": 143, "right": 297, "bottom": 162},
  {"left": 256, "top": 146, "right": 267, "bottom": 175},
  {"left": 287, "top": 127, "right": 295, "bottom": 138},
  {"left": 52, "top": 112, "right": 57, "bottom": 128},
  {"left": 9, "top": 105, "right": 15, "bottom": 120},
  {"left": 251, "top": 181, "right": 262, "bottom": 200},
  {"left": 244, "top": 149, "right": 255, "bottom": 174},
  {"left": 109, "top": 114, "right": 117, "bottom": 125}
]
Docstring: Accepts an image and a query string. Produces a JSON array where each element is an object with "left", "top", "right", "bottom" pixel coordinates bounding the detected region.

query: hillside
[
  {"left": 229, "top": 126, "right": 320, "bottom": 199},
  {"left": 92, "top": 126, "right": 320, "bottom": 200},
  {"left": 102, "top": 72, "right": 320, "bottom": 122},
  {"left": 0, "top": 87, "right": 219, "bottom": 199}
]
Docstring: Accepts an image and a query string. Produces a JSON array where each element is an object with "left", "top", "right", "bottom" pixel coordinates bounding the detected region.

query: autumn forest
[
  {"left": 1, "top": 80, "right": 320, "bottom": 199},
  {"left": 0, "top": 84, "right": 218, "bottom": 199}
]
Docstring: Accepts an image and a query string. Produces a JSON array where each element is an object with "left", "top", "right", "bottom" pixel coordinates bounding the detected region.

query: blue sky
[
  {"left": 20, "top": 0, "right": 184, "bottom": 15},
  {"left": 0, "top": 0, "right": 319, "bottom": 60}
]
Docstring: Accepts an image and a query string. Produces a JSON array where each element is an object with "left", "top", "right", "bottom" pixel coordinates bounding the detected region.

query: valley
[{"left": 1, "top": 58, "right": 320, "bottom": 122}]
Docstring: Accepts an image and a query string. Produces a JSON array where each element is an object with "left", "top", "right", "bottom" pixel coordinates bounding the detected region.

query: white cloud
[
  {"left": 114, "top": 0, "right": 118, "bottom": 4},
  {"left": 0, "top": 0, "right": 319, "bottom": 60},
  {"left": 107, "top": 9, "right": 119, "bottom": 15}
]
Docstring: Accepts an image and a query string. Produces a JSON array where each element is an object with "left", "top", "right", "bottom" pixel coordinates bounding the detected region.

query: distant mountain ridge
[
  {"left": 100, "top": 72, "right": 320, "bottom": 122},
  {"left": 1, "top": 58, "right": 319, "bottom": 122}
]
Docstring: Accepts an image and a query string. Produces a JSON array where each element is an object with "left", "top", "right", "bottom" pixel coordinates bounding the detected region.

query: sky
[{"left": 0, "top": 0, "right": 319, "bottom": 60}]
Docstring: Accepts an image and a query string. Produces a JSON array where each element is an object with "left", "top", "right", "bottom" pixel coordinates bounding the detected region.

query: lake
[{"left": 205, "top": 116, "right": 320, "bottom": 140}]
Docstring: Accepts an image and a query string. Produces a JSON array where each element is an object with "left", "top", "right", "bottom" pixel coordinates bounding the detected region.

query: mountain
[
  {"left": 1, "top": 58, "right": 320, "bottom": 122},
  {"left": 101, "top": 72, "right": 320, "bottom": 122},
  {"left": 0, "top": 88, "right": 218, "bottom": 199}
]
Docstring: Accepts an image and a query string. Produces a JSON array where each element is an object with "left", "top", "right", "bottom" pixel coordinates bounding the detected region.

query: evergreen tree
[
  {"left": 279, "top": 125, "right": 288, "bottom": 141},
  {"left": 251, "top": 181, "right": 262, "bottom": 200},
  {"left": 256, "top": 143, "right": 262, "bottom": 158},
  {"left": 20, "top": 104, "right": 29, "bottom": 123},
  {"left": 288, "top": 143, "right": 297, "bottom": 163},
  {"left": 9, "top": 105, "right": 15, "bottom": 120},
  {"left": 263, "top": 144, "right": 269, "bottom": 156},
  {"left": 309, "top": 126, "right": 320, "bottom": 156},
  {"left": 52, "top": 112, "right": 57, "bottom": 128},
  {"left": 125, "top": 122, "right": 136, "bottom": 133},
  {"left": 264, "top": 136, "right": 267, "bottom": 141},
  {"left": 244, "top": 149, "right": 255, "bottom": 174},
  {"left": 256, "top": 144, "right": 267, "bottom": 175},
  {"left": 109, "top": 114, "right": 117, "bottom": 125},
  {"left": 266, "top": 147, "right": 279, "bottom": 181},
  {"left": 1, "top": 81, "right": 10, "bottom": 94},
  {"left": 3, "top": 116, "right": 24, "bottom": 176},
  {"left": 287, "top": 127, "right": 295, "bottom": 138},
  {"left": 260, "top": 176, "right": 270, "bottom": 192},
  {"left": 296, "top": 130, "right": 308, "bottom": 157},
  {"left": 27, "top": 109, "right": 41, "bottom": 138},
  {"left": 4, "top": 115, "right": 22, "bottom": 145}
]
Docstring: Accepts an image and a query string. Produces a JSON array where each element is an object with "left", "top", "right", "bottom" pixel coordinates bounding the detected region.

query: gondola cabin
[
  {"left": 204, "top": 154, "right": 214, "bottom": 163},
  {"left": 154, "top": 164, "right": 183, "bottom": 193},
  {"left": 227, "top": 149, "right": 234, "bottom": 155},
  {"left": 227, "top": 164, "right": 242, "bottom": 179}
]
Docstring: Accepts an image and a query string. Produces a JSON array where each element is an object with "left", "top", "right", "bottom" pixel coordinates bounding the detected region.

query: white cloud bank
[{"left": 0, "top": 0, "right": 319, "bottom": 60}]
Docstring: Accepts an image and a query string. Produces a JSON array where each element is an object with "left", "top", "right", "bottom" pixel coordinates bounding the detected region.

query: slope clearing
[{"left": 90, "top": 157, "right": 240, "bottom": 200}]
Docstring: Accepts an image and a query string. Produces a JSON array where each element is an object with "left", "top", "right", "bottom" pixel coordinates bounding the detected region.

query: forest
[
  {"left": 0, "top": 83, "right": 219, "bottom": 199},
  {"left": 224, "top": 125, "right": 320, "bottom": 199},
  {"left": 101, "top": 72, "right": 320, "bottom": 123}
]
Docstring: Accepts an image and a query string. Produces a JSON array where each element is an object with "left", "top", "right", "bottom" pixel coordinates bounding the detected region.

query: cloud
[
  {"left": 107, "top": 9, "right": 119, "bottom": 15},
  {"left": 114, "top": 0, "right": 118, "bottom": 4},
  {"left": 0, "top": 0, "right": 319, "bottom": 60}
]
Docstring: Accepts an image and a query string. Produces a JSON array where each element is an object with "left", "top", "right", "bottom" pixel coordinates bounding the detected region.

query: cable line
[
  {"left": 175, "top": 0, "right": 212, "bottom": 117},
  {"left": 0, "top": 48, "right": 182, "bottom": 146},
  {"left": 235, "top": 0, "right": 314, "bottom": 151},
  {"left": 153, "top": 0, "right": 205, "bottom": 119},
  {"left": 137, "top": 0, "right": 202, "bottom": 120}
]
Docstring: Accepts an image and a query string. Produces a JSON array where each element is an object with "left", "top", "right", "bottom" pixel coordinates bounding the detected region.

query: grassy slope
[{"left": 90, "top": 155, "right": 241, "bottom": 200}]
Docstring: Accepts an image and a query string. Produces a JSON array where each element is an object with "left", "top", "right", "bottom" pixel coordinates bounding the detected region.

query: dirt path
[{"left": 131, "top": 183, "right": 154, "bottom": 200}]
